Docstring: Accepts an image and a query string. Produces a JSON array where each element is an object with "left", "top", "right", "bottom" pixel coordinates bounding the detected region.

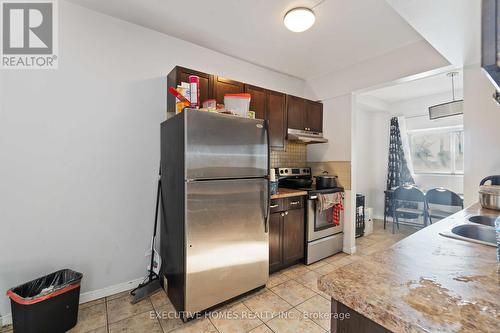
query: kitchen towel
[
  {"left": 332, "top": 193, "right": 344, "bottom": 226},
  {"left": 317, "top": 193, "right": 335, "bottom": 212},
  {"left": 317, "top": 192, "right": 342, "bottom": 212}
]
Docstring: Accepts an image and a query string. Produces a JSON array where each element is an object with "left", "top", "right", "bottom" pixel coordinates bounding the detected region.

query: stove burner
[
  {"left": 276, "top": 166, "right": 344, "bottom": 194},
  {"left": 278, "top": 178, "right": 313, "bottom": 189}
]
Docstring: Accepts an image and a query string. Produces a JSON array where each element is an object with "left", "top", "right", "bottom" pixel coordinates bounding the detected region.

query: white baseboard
[
  {"left": 343, "top": 245, "right": 356, "bottom": 254},
  {"left": 1, "top": 277, "right": 145, "bottom": 327},
  {"left": 79, "top": 277, "right": 145, "bottom": 304}
]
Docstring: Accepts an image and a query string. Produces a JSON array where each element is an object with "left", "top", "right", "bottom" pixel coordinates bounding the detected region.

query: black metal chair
[
  {"left": 392, "top": 185, "right": 427, "bottom": 233},
  {"left": 480, "top": 175, "right": 500, "bottom": 186},
  {"left": 425, "top": 188, "right": 464, "bottom": 223}
]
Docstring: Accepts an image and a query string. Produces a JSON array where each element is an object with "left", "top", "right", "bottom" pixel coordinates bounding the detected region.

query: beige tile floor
[{"left": 1, "top": 220, "right": 416, "bottom": 333}]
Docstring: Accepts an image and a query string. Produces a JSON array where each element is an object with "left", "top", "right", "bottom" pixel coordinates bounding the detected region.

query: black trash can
[
  {"left": 7, "top": 269, "right": 83, "bottom": 333},
  {"left": 356, "top": 194, "right": 365, "bottom": 238}
]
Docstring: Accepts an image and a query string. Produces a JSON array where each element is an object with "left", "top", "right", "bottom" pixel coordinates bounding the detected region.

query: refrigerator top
[{"left": 180, "top": 109, "right": 269, "bottom": 180}]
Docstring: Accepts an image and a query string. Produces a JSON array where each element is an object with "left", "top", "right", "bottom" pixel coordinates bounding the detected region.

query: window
[{"left": 408, "top": 126, "right": 464, "bottom": 174}]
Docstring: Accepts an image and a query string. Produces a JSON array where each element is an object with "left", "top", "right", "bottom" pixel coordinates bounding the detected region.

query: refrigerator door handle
[
  {"left": 264, "top": 119, "right": 270, "bottom": 233},
  {"left": 264, "top": 179, "right": 270, "bottom": 233}
]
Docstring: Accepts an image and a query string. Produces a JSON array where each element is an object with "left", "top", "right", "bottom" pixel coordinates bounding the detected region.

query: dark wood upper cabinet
[
  {"left": 167, "top": 66, "right": 213, "bottom": 113},
  {"left": 305, "top": 100, "right": 323, "bottom": 133},
  {"left": 167, "top": 66, "right": 322, "bottom": 142},
  {"left": 267, "top": 90, "right": 287, "bottom": 150},
  {"left": 213, "top": 76, "right": 245, "bottom": 104},
  {"left": 287, "top": 95, "right": 306, "bottom": 130},
  {"left": 287, "top": 96, "right": 323, "bottom": 133},
  {"left": 244, "top": 84, "right": 267, "bottom": 120}
]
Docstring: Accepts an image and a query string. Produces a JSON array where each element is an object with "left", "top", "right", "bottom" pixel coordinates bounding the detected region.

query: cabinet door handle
[
  {"left": 281, "top": 213, "right": 285, "bottom": 217},
  {"left": 285, "top": 211, "right": 289, "bottom": 215},
  {"left": 270, "top": 204, "right": 279, "bottom": 208},
  {"left": 290, "top": 201, "right": 300, "bottom": 205}
]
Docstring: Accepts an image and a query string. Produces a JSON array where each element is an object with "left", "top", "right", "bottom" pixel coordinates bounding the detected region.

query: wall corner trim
[{"left": 343, "top": 246, "right": 357, "bottom": 255}]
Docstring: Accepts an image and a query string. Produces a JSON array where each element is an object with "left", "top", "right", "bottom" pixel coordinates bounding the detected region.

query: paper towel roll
[{"left": 269, "top": 168, "right": 276, "bottom": 181}]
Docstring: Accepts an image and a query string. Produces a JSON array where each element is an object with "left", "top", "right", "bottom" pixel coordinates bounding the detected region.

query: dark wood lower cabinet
[
  {"left": 331, "top": 300, "right": 391, "bottom": 333},
  {"left": 282, "top": 209, "right": 304, "bottom": 263},
  {"left": 269, "top": 212, "right": 282, "bottom": 273},
  {"left": 269, "top": 196, "right": 305, "bottom": 273}
]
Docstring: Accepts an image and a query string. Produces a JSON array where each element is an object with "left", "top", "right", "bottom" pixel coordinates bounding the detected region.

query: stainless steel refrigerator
[{"left": 160, "top": 109, "right": 270, "bottom": 318}]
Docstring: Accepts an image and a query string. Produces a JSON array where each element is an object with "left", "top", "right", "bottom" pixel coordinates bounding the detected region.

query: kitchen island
[{"left": 318, "top": 203, "right": 500, "bottom": 333}]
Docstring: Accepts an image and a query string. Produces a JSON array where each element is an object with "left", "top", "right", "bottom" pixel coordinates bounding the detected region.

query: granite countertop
[
  {"left": 271, "top": 187, "right": 308, "bottom": 199},
  {"left": 319, "top": 203, "right": 500, "bottom": 333}
]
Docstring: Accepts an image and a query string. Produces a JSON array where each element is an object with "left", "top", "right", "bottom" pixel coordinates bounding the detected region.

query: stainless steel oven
[
  {"left": 276, "top": 167, "right": 344, "bottom": 265},
  {"left": 306, "top": 190, "right": 344, "bottom": 264}
]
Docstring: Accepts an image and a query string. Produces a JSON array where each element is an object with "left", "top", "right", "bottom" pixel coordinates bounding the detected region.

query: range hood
[{"left": 287, "top": 129, "right": 328, "bottom": 144}]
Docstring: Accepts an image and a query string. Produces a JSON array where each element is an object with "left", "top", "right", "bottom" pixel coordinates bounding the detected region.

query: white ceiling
[
  {"left": 387, "top": 0, "right": 481, "bottom": 66},
  {"left": 67, "top": 0, "right": 424, "bottom": 80},
  {"left": 363, "top": 70, "right": 464, "bottom": 103}
]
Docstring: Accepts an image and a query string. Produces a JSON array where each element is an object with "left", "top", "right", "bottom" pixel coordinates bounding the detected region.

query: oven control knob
[
  {"left": 280, "top": 170, "right": 283, "bottom": 174},
  {"left": 284, "top": 169, "right": 288, "bottom": 174}
]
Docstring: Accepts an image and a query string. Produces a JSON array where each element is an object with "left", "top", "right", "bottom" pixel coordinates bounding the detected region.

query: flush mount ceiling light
[{"left": 284, "top": 7, "right": 316, "bottom": 32}]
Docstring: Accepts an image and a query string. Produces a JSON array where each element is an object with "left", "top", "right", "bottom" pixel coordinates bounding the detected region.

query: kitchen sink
[
  {"left": 468, "top": 215, "right": 498, "bottom": 227},
  {"left": 442, "top": 224, "right": 497, "bottom": 246}
]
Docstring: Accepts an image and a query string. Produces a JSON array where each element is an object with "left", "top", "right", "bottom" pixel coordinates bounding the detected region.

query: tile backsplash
[
  {"left": 308, "top": 161, "right": 351, "bottom": 190},
  {"left": 270, "top": 143, "right": 352, "bottom": 190},
  {"left": 270, "top": 142, "right": 307, "bottom": 168}
]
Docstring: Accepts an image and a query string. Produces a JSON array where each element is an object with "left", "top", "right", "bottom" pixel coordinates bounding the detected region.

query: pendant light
[{"left": 428, "top": 72, "right": 464, "bottom": 120}]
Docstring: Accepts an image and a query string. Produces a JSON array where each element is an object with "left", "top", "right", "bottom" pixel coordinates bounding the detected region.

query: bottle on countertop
[{"left": 189, "top": 75, "right": 200, "bottom": 108}]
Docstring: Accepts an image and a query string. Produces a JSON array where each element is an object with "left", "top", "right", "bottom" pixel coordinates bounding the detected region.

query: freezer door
[
  {"left": 185, "top": 110, "right": 268, "bottom": 179},
  {"left": 185, "top": 178, "right": 269, "bottom": 314}
]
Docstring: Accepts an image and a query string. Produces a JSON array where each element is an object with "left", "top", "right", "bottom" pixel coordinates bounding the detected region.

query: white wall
[
  {"left": 0, "top": 1, "right": 307, "bottom": 321},
  {"left": 307, "top": 95, "right": 352, "bottom": 162},
  {"left": 463, "top": 65, "right": 500, "bottom": 205},
  {"left": 353, "top": 90, "right": 465, "bottom": 219},
  {"left": 355, "top": 107, "right": 390, "bottom": 218},
  {"left": 305, "top": 95, "right": 356, "bottom": 253},
  {"left": 386, "top": 0, "right": 481, "bottom": 66}
]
